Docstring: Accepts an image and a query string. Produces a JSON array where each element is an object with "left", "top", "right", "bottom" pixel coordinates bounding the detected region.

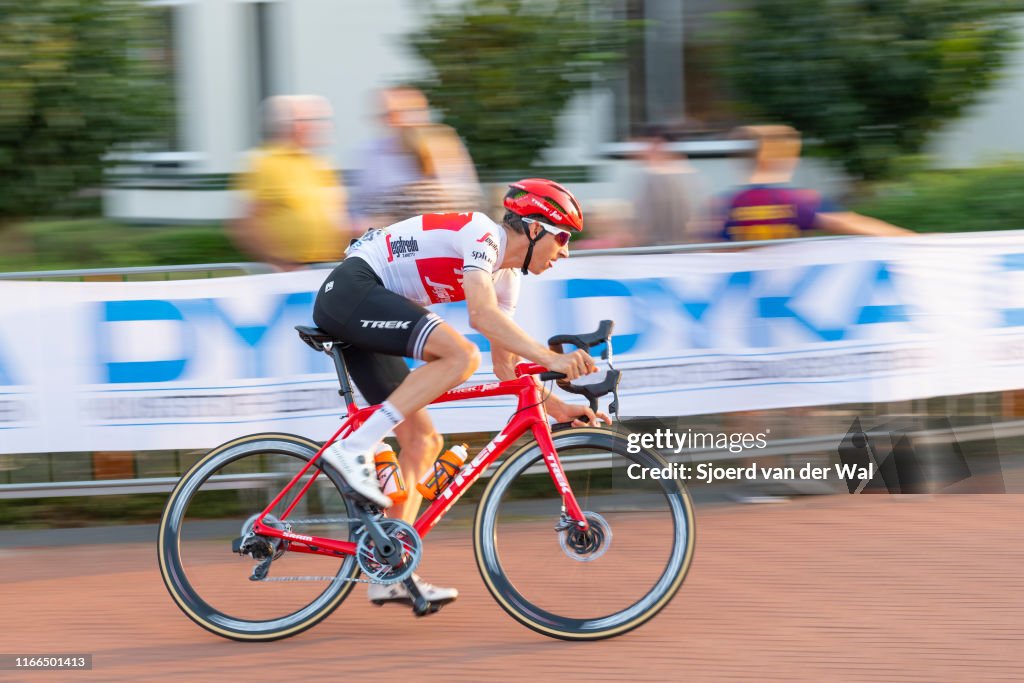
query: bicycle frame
[{"left": 250, "top": 362, "right": 588, "bottom": 558}]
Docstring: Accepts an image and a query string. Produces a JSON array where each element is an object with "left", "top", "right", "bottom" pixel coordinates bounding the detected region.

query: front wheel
[
  {"left": 473, "top": 427, "right": 696, "bottom": 640},
  {"left": 158, "top": 433, "right": 360, "bottom": 641}
]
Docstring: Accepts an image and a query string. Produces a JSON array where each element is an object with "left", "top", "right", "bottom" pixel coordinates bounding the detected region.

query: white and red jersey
[{"left": 345, "top": 212, "right": 521, "bottom": 315}]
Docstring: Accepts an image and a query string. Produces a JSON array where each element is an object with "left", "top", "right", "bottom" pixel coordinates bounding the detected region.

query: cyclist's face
[{"left": 528, "top": 225, "right": 570, "bottom": 274}]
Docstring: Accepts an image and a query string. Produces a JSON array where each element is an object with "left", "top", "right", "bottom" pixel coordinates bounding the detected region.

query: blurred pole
[{"left": 645, "top": 0, "right": 684, "bottom": 125}]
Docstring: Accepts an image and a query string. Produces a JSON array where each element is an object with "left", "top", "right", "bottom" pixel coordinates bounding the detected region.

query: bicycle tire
[
  {"left": 473, "top": 427, "right": 695, "bottom": 640},
  {"left": 158, "top": 432, "right": 360, "bottom": 641}
]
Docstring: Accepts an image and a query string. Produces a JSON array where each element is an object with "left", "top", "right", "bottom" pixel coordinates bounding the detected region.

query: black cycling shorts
[{"left": 312, "top": 257, "right": 442, "bottom": 404}]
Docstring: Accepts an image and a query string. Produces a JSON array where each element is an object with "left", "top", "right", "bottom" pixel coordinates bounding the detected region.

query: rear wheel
[
  {"left": 158, "top": 433, "right": 360, "bottom": 641},
  {"left": 473, "top": 428, "right": 695, "bottom": 640}
]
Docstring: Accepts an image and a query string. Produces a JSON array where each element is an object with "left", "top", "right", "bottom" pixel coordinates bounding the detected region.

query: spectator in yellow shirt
[{"left": 231, "top": 95, "right": 350, "bottom": 270}]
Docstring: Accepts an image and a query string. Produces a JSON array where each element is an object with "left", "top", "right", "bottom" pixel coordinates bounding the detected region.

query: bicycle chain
[
  {"left": 259, "top": 575, "right": 376, "bottom": 584},
  {"left": 271, "top": 515, "right": 363, "bottom": 527},
  {"left": 248, "top": 515, "right": 386, "bottom": 584}
]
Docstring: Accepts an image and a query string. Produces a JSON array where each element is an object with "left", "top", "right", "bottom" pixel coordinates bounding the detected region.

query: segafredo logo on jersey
[
  {"left": 476, "top": 232, "right": 499, "bottom": 252},
  {"left": 386, "top": 235, "right": 420, "bottom": 262},
  {"left": 359, "top": 319, "right": 411, "bottom": 329},
  {"left": 426, "top": 268, "right": 463, "bottom": 303}
]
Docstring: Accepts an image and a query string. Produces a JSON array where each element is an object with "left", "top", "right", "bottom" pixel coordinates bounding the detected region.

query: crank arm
[
  {"left": 352, "top": 504, "right": 403, "bottom": 569},
  {"left": 403, "top": 576, "right": 438, "bottom": 617}
]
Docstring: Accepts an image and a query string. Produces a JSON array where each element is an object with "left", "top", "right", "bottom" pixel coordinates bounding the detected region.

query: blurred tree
[
  {"left": 407, "top": 0, "right": 632, "bottom": 174},
  {"left": 725, "top": 1, "right": 1020, "bottom": 180},
  {"left": 0, "top": 0, "right": 171, "bottom": 219}
]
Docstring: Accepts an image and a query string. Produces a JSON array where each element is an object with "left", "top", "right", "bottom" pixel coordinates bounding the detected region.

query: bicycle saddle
[{"left": 295, "top": 325, "right": 349, "bottom": 352}]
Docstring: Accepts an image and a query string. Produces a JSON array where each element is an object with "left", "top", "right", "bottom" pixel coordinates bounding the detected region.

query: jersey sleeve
[
  {"left": 460, "top": 213, "right": 503, "bottom": 275},
  {"left": 492, "top": 269, "right": 521, "bottom": 317}
]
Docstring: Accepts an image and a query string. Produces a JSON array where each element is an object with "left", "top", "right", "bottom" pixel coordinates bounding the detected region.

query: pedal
[{"left": 404, "top": 576, "right": 437, "bottom": 617}]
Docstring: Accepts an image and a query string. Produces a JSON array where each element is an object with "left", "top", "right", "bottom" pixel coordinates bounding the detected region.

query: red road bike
[{"left": 158, "top": 321, "right": 695, "bottom": 641}]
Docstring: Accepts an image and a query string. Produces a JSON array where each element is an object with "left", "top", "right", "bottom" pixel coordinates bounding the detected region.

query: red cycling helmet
[{"left": 503, "top": 178, "right": 584, "bottom": 232}]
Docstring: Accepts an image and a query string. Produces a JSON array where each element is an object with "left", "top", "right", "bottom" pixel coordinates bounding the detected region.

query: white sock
[{"left": 341, "top": 400, "right": 405, "bottom": 455}]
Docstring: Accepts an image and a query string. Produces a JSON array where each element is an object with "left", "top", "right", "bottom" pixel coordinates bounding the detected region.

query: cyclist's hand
[
  {"left": 546, "top": 349, "right": 597, "bottom": 381},
  {"left": 550, "top": 401, "right": 611, "bottom": 428}
]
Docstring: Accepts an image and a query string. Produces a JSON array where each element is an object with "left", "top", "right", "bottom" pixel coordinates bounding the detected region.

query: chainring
[{"left": 355, "top": 518, "right": 422, "bottom": 584}]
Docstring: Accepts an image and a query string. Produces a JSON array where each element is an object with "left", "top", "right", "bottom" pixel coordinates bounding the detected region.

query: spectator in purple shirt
[{"left": 717, "top": 125, "right": 912, "bottom": 241}]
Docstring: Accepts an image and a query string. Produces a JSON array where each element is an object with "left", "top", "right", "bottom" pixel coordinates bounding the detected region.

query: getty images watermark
[{"left": 622, "top": 416, "right": 1007, "bottom": 493}]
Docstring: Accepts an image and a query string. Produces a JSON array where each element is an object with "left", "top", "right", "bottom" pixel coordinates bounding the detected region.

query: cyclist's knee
[
  {"left": 428, "top": 331, "right": 479, "bottom": 374},
  {"left": 460, "top": 341, "right": 481, "bottom": 380},
  {"left": 425, "top": 328, "right": 479, "bottom": 380}
]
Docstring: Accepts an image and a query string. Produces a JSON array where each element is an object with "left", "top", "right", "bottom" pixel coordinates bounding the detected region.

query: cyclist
[{"left": 312, "top": 178, "right": 609, "bottom": 605}]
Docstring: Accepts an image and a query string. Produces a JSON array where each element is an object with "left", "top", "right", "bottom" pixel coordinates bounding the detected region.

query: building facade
[{"left": 106, "top": 1, "right": 1024, "bottom": 223}]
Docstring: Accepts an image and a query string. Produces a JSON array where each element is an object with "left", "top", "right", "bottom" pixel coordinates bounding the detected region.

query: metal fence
[{"left": 0, "top": 262, "right": 274, "bottom": 281}]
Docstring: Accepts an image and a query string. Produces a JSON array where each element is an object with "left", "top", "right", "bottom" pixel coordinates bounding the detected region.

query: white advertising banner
[{"left": 1, "top": 231, "right": 1024, "bottom": 453}]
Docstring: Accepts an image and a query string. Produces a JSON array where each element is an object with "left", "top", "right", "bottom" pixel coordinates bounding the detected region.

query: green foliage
[
  {"left": 853, "top": 162, "right": 1024, "bottom": 232},
  {"left": 0, "top": 219, "right": 246, "bottom": 272},
  {"left": 0, "top": 0, "right": 172, "bottom": 219},
  {"left": 0, "top": 494, "right": 170, "bottom": 527},
  {"left": 725, "top": 1, "right": 1020, "bottom": 180},
  {"left": 407, "top": 0, "right": 633, "bottom": 172}
]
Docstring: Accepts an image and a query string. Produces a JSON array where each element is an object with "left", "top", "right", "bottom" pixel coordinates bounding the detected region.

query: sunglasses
[{"left": 522, "top": 217, "right": 572, "bottom": 246}]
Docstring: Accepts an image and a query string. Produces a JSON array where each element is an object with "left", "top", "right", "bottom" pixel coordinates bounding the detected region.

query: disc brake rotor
[{"left": 558, "top": 511, "right": 612, "bottom": 562}]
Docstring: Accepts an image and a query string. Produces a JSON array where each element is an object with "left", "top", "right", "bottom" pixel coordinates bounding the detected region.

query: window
[
  {"left": 617, "top": 0, "right": 739, "bottom": 140},
  {"left": 245, "top": 1, "right": 282, "bottom": 144}
]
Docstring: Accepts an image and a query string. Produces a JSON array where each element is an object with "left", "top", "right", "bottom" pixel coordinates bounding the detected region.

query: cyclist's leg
[
  {"left": 381, "top": 322, "right": 480, "bottom": 417},
  {"left": 391, "top": 410, "right": 442, "bottom": 525},
  {"left": 337, "top": 343, "right": 457, "bottom": 604},
  {"left": 313, "top": 261, "right": 479, "bottom": 506},
  {"left": 336, "top": 346, "right": 443, "bottom": 523}
]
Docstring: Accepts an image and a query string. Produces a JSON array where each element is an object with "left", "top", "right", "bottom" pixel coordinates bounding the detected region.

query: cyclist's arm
[
  {"left": 464, "top": 270, "right": 556, "bottom": 367},
  {"left": 490, "top": 344, "right": 520, "bottom": 382},
  {"left": 490, "top": 342, "right": 608, "bottom": 425},
  {"left": 463, "top": 270, "right": 594, "bottom": 380}
]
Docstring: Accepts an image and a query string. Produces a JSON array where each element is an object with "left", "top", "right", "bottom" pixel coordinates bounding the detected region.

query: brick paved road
[{"left": 2, "top": 495, "right": 1023, "bottom": 682}]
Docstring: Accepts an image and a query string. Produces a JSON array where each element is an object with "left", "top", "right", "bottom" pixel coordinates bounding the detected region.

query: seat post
[{"left": 327, "top": 344, "right": 356, "bottom": 407}]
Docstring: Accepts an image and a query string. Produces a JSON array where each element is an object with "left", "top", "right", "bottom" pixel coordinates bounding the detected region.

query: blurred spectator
[
  {"left": 631, "top": 126, "right": 710, "bottom": 246},
  {"left": 714, "top": 125, "right": 913, "bottom": 241},
  {"left": 348, "top": 86, "right": 482, "bottom": 229},
  {"left": 572, "top": 199, "right": 634, "bottom": 250},
  {"left": 231, "top": 95, "right": 350, "bottom": 270},
  {"left": 715, "top": 125, "right": 912, "bottom": 504}
]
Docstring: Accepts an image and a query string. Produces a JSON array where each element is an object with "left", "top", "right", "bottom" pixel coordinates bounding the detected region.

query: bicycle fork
[{"left": 532, "top": 423, "right": 590, "bottom": 532}]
